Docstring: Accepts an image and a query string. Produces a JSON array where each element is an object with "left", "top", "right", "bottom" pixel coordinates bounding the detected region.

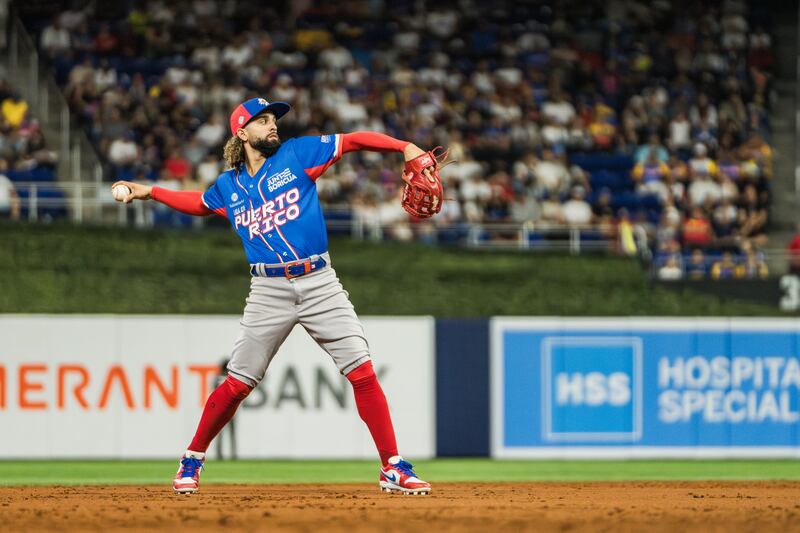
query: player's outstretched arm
[
  {"left": 340, "top": 132, "right": 424, "bottom": 160},
  {"left": 339, "top": 131, "right": 431, "bottom": 176},
  {"left": 337, "top": 132, "right": 437, "bottom": 182},
  {"left": 111, "top": 180, "right": 215, "bottom": 216}
]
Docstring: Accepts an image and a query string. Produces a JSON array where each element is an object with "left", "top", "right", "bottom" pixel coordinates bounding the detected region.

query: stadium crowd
[
  {"left": 0, "top": 77, "right": 61, "bottom": 221},
  {"left": 22, "top": 0, "right": 776, "bottom": 279}
]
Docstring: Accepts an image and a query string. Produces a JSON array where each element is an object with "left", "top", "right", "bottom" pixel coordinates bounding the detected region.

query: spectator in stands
[
  {"left": 712, "top": 197, "right": 739, "bottom": 246},
  {"left": 738, "top": 242, "right": 769, "bottom": 278},
  {"left": 540, "top": 115, "right": 568, "bottom": 147},
  {"left": 511, "top": 151, "right": 537, "bottom": 189},
  {"left": 710, "top": 252, "right": 739, "bottom": 280},
  {"left": 617, "top": 210, "right": 638, "bottom": 256},
  {"left": 690, "top": 93, "right": 718, "bottom": 132},
  {"left": 163, "top": 150, "right": 192, "bottom": 182},
  {"left": 107, "top": 131, "right": 140, "bottom": 170},
  {"left": 0, "top": 159, "right": 19, "bottom": 220},
  {"left": 92, "top": 23, "right": 118, "bottom": 56},
  {"left": 485, "top": 192, "right": 511, "bottom": 223},
  {"left": 787, "top": 225, "right": 800, "bottom": 274},
  {"left": 539, "top": 190, "right": 563, "bottom": 224},
  {"left": 688, "top": 144, "right": 722, "bottom": 208},
  {"left": 18, "top": 0, "right": 777, "bottom": 262},
  {"left": 658, "top": 255, "right": 683, "bottom": 280},
  {"left": 318, "top": 40, "right": 354, "bottom": 72},
  {"left": 1, "top": 92, "right": 28, "bottom": 128},
  {"left": 460, "top": 172, "right": 492, "bottom": 224},
  {"left": 566, "top": 115, "right": 593, "bottom": 150},
  {"left": 632, "top": 150, "right": 669, "bottom": 198},
  {"left": 542, "top": 90, "right": 575, "bottom": 126},
  {"left": 686, "top": 249, "right": 708, "bottom": 280},
  {"left": 194, "top": 113, "right": 227, "bottom": 151},
  {"left": 533, "top": 148, "right": 570, "bottom": 196},
  {"left": 655, "top": 214, "right": 681, "bottom": 249},
  {"left": 668, "top": 110, "right": 692, "bottom": 154},
  {"left": 738, "top": 184, "right": 768, "bottom": 249},
  {"left": 621, "top": 95, "right": 649, "bottom": 144},
  {"left": 717, "top": 147, "right": 741, "bottom": 182},
  {"left": 591, "top": 188, "right": 614, "bottom": 231},
  {"left": 718, "top": 92, "right": 747, "bottom": 134},
  {"left": 587, "top": 103, "right": 616, "bottom": 150},
  {"left": 634, "top": 133, "right": 668, "bottom": 164},
  {"left": 682, "top": 207, "right": 714, "bottom": 248},
  {"left": 378, "top": 187, "right": 413, "bottom": 242},
  {"left": 93, "top": 59, "right": 117, "bottom": 92},
  {"left": 688, "top": 143, "right": 718, "bottom": 179},
  {"left": 741, "top": 132, "right": 773, "bottom": 179},
  {"left": 40, "top": 17, "right": 71, "bottom": 57},
  {"left": 196, "top": 153, "right": 222, "bottom": 188},
  {"left": 509, "top": 192, "right": 541, "bottom": 224},
  {"left": 562, "top": 186, "right": 593, "bottom": 226},
  {"left": 688, "top": 172, "right": 721, "bottom": 209}
]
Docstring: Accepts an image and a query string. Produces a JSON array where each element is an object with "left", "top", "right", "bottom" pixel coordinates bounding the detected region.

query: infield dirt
[{"left": 1, "top": 482, "right": 799, "bottom": 532}]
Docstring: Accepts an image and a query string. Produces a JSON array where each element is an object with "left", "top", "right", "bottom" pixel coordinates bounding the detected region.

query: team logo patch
[
  {"left": 231, "top": 193, "right": 238, "bottom": 202},
  {"left": 258, "top": 98, "right": 268, "bottom": 105},
  {"left": 267, "top": 168, "right": 299, "bottom": 192},
  {"left": 238, "top": 116, "right": 244, "bottom": 125}
]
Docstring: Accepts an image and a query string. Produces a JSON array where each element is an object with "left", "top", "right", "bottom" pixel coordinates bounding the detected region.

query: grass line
[{"left": 1, "top": 460, "right": 799, "bottom": 486}]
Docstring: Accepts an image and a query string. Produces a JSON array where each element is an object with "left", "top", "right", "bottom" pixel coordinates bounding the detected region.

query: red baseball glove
[{"left": 401, "top": 147, "right": 447, "bottom": 218}]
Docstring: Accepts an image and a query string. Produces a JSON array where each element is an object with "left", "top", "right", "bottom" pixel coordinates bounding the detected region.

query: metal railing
[
  {"left": 8, "top": 180, "right": 793, "bottom": 273},
  {"left": 6, "top": 181, "right": 650, "bottom": 256}
]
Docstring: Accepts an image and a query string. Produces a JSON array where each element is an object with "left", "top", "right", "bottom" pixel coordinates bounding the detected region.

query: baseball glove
[{"left": 401, "top": 147, "right": 447, "bottom": 218}]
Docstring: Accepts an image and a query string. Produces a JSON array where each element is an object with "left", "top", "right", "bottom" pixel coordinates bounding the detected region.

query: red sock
[
  {"left": 347, "top": 361, "right": 399, "bottom": 465},
  {"left": 188, "top": 375, "right": 252, "bottom": 453}
]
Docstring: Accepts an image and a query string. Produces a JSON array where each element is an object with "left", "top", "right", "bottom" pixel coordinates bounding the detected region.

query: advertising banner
[
  {"left": 0, "top": 315, "right": 435, "bottom": 459},
  {"left": 492, "top": 318, "right": 800, "bottom": 458}
]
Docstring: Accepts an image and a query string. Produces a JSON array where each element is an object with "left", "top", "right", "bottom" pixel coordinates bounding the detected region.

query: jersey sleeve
[
  {"left": 201, "top": 179, "right": 228, "bottom": 217},
  {"left": 290, "top": 135, "right": 343, "bottom": 181}
]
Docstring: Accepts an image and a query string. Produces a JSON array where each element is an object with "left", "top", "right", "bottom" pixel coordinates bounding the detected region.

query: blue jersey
[{"left": 201, "top": 134, "right": 343, "bottom": 264}]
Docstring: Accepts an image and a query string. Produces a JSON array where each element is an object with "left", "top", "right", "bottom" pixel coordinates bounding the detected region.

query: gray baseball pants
[{"left": 226, "top": 252, "right": 371, "bottom": 387}]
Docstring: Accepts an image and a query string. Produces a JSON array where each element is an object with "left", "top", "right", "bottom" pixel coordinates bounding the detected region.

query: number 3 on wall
[{"left": 779, "top": 275, "right": 800, "bottom": 311}]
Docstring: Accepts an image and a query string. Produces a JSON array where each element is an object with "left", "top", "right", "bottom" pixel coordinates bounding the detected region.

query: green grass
[
  {"left": 0, "top": 222, "right": 786, "bottom": 316},
  {"left": 0, "top": 460, "right": 798, "bottom": 486}
]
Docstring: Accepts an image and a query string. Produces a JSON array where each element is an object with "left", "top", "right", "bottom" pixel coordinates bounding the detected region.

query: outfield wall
[
  {"left": 0, "top": 315, "right": 435, "bottom": 459},
  {"left": 488, "top": 318, "right": 800, "bottom": 459},
  {"left": 1, "top": 316, "right": 799, "bottom": 459}
]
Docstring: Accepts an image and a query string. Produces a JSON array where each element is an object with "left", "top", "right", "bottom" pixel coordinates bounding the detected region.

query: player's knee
[
  {"left": 224, "top": 374, "right": 254, "bottom": 399},
  {"left": 346, "top": 360, "right": 376, "bottom": 384}
]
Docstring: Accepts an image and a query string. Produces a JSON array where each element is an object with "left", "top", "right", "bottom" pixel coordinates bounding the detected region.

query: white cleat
[
  {"left": 173, "top": 451, "right": 205, "bottom": 495},
  {"left": 378, "top": 456, "right": 432, "bottom": 495}
]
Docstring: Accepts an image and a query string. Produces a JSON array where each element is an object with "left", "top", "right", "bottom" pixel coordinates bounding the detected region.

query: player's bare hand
[
  {"left": 112, "top": 181, "right": 153, "bottom": 203},
  {"left": 403, "top": 144, "right": 434, "bottom": 180}
]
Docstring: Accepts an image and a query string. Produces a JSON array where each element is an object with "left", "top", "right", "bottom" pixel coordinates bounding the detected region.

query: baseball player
[{"left": 112, "top": 97, "right": 444, "bottom": 496}]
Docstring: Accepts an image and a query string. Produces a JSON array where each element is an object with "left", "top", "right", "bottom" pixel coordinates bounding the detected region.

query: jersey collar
[{"left": 244, "top": 158, "right": 268, "bottom": 179}]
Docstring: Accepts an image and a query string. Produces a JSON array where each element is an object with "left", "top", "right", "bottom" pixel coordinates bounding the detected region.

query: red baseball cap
[{"left": 229, "top": 97, "right": 291, "bottom": 136}]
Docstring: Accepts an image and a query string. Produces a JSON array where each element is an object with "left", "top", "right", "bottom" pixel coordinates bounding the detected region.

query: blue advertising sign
[{"left": 491, "top": 319, "right": 800, "bottom": 458}]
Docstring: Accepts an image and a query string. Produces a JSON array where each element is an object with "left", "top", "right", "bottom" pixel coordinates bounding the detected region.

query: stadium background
[{"left": 1, "top": 0, "right": 800, "bottom": 531}]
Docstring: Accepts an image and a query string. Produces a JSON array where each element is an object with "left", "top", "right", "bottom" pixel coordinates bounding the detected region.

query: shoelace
[
  {"left": 180, "top": 457, "right": 204, "bottom": 478},
  {"left": 393, "top": 460, "right": 417, "bottom": 477}
]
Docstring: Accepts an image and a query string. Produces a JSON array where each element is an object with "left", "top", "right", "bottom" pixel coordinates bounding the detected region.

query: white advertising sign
[{"left": 0, "top": 315, "right": 435, "bottom": 459}]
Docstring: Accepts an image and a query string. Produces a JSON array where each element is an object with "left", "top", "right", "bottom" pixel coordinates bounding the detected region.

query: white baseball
[{"left": 112, "top": 184, "right": 131, "bottom": 202}]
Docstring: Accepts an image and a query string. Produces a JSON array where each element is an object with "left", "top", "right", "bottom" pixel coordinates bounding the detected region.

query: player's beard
[{"left": 250, "top": 136, "right": 281, "bottom": 158}]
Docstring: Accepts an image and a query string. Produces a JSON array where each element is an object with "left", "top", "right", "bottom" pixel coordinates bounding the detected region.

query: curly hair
[{"left": 223, "top": 135, "right": 245, "bottom": 169}]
